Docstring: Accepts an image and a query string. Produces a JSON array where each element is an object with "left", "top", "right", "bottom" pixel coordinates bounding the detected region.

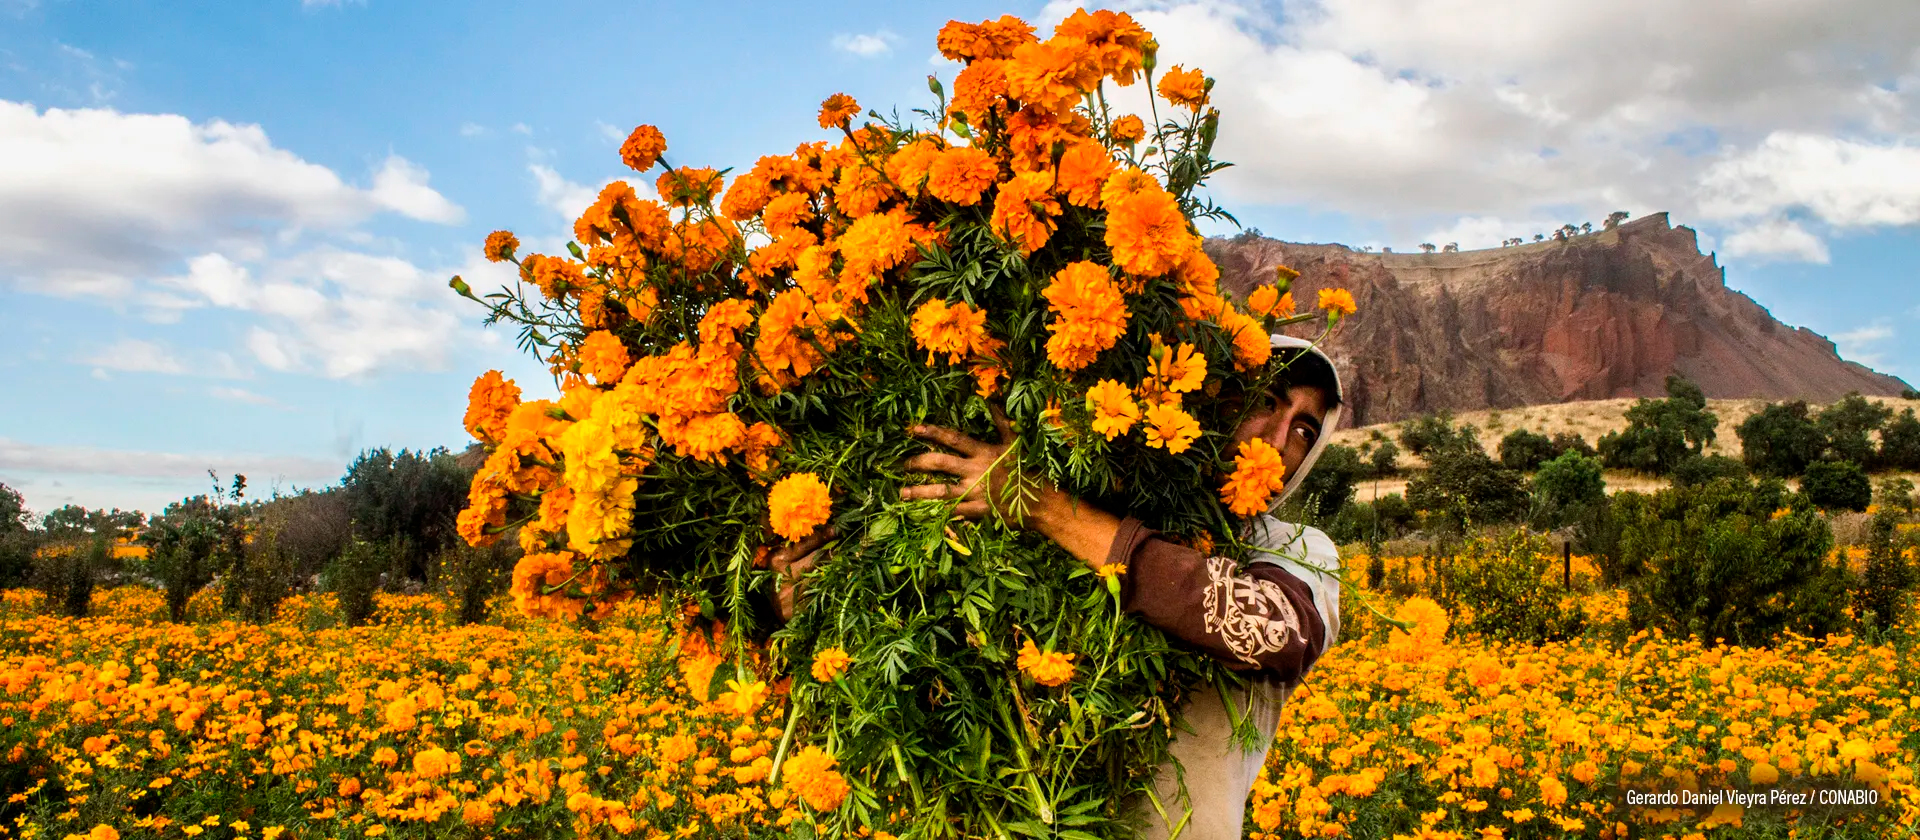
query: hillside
[{"left": 1206, "top": 214, "right": 1911, "bottom": 426}]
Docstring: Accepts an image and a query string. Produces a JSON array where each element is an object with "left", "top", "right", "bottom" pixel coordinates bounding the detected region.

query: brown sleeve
[{"left": 1110, "top": 518, "right": 1327, "bottom": 682}]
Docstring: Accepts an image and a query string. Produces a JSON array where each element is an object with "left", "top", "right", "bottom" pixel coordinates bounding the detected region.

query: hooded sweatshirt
[{"left": 1121, "top": 335, "right": 1345, "bottom": 840}]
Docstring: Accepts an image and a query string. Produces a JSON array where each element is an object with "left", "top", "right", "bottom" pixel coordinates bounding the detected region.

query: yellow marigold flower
[
  {"left": 1110, "top": 114, "right": 1146, "bottom": 146},
  {"left": 769, "top": 473, "right": 832, "bottom": 541},
  {"left": 1148, "top": 339, "right": 1207, "bottom": 396},
  {"left": 577, "top": 330, "right": 631, "bottom": 385},
  {"left": 818, "top": 93, "right": 860, "bottom": 129},
  {"left": 463, "top": 370, "right": 520, "bottom": 442},
  {"left": 926, "top": 146, "right": 999, "bottom": 206},
  {"left": 782, "top": 745, "right": 851, "bottom": 812},
  {"left": 1016, "top": 639, "right": 1076, "bottom": 687},
  {"left": 810, "top": 647, "right": 852, "bottom": 682},
  {"left": 1220, "top": 438, "right": 1287, "bottom": 516},
  {"left": 371, "top": 746, "right": 399, "bottom": 767},
  {"left": 1318, "top": 287, "right": 1357, "bottom": 318},
  {"left": 1105, "top": 183, "right": 1197, "bottom": 277},
  {"left": 483, "top": 230, "right": 519, "bottom": 263},
  {"left": 412, "top": 747, "right": 458, "bottom": 779},
  {"left": 1042, "top": 261, "right": 1129, "bottom": 370},
  {"left": 910, "top": 298, "right": 992, "bottom": 365},
  {"left": 87, "top": 827, "right": 118, "bottom": 840},
  {"left": 1247, "top": 285, "right": 1293, "bottom": 318},
  {"left": 990, "top": 170, "right": 1062, "bottom": 255},
  {"left": 620, "top": 124, "right": 667, "bottom": 172},
  {"left": 461, "top": 801, "right": 495, "bottom": 828},
  {"left": 714, "top": 678, "right": 768, "bottom": 717},
  {"left": 1157, "top": 65, "right": 1209, "bottom": 109},
  {"left": 1141, "top": 403, "right": 1200, "bottom": 454},
  {"left": 1086, "top": 379, "right": 1141, "bottom": 439},
  {"left": 1095, "top": 562, "right": 1127, "bottom": 579}
]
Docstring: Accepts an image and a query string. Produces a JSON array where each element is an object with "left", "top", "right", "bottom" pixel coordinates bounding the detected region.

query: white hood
[{"left": 1267, "top": 334, "right": 1344, "bottom": 512}]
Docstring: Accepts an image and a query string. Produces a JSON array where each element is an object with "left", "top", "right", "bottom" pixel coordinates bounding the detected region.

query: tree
[
  {"left": 1419, "top": 242, "right": 1437, "bottom": 254},
  {"left": 1876, "top": 475, "right": 1915, "bottom": 516},
  {"left": 1530, "top": 450, "right": 1605, "bottom": 530},
  {"left": 1598, "top": 375, "right": 1716, "bottom": 475},
  {"left": 1855, "top": 511, "right": 1915, "bottom": 634},
  {"left": 1604, "top": 211, "right": 1630, "bottom": 229},
  {"left": 340, "top": 447, "right": 474, "bottom": 582},
  {"left": 1407, "top": 446, "right": 1530, "bottom": 530},
  {"left": 0, "top": 482, "right": 33, "bottom": 588},
  {"left": 145, "top": 474, "right": 250, "bottom": 623},
  {"left": 1580, "top": 222, "right": 1592, "bottom": 234},
  {"left": 1534, "top": 234, "right": 1545, "bottom": 242},
  {"left": 1442, "top": 242, "right": 1459, "bottom": 253},
  {"left": 1803, "top": 460, "right": 1871, "bottom": 512},
  {"left": 1291, "top": 444, "right": 1364, "bottom": 521},
  {"left": 1617, "top": 477, "right": 1847, "bottom": 644},
  {"left": 1738, "top": 401, "right": 1826, "bottom": 477},
  {"left": 1879, "top": 408, "right": 1920, "bottom": 471},
  {"left": 1498, "top": 428, "right": 1559, "bottom": 471},
  {"left": 1817, "top": 393, "right": 1891, "bottom": 468},
  {"left": 1361, "top": 434, "right": 1400, "bottom": 478},
  {"left": 1550, "top": 432, "right": 1597, "bottom": 459},
  {"left": 1398, "top": 411, "right": 1478, "bottom": 457},
  {"left": 1670, "top": 454, "right": 1748, "bottom": 488}
]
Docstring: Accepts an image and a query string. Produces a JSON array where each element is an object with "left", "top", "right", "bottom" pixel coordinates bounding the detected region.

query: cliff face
[{"left": 1205, "top": 213, "right": 1910, "bottom": 427}]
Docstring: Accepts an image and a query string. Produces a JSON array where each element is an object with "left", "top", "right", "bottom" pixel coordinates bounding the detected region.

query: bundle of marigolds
[{"left": 452, "top": 9, "right": 1351, "bottom": 838}]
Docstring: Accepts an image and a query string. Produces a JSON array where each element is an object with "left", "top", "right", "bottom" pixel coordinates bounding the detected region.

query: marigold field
[{"left": 2, "top": 575, "right": 1913, "bottom": 840}]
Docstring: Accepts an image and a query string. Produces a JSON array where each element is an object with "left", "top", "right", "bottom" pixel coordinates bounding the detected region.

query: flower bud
[
  {"left": 448, "top": 275, "right": 472, "bottom": 297},
  {"left": 1142, "top": 39, "right": 1158, "bottom": 74},
  {"left": 927, "top": 75, "right": 945, "bottom": 99}
]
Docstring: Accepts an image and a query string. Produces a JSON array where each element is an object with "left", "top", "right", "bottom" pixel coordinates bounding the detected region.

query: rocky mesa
[{"left": 1205, "top": 213, "right": 1911, "bottom": 427}]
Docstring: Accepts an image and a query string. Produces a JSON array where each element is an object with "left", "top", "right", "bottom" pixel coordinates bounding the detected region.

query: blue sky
[{"left": 3, "top": 0, "right": 1918, "bottom": 515}]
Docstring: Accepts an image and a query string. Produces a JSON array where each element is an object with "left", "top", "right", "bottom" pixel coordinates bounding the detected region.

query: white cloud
[
  {"left": 0, "top": 437, "right": 340, "bottom": 482},
  {"left": 596, "top": 121, "right": 626, "bottom": 144},
  {"left": 1721, "top": 217, "right": 1831, "bottom": 264},
  {"left": 207, "top": 386, "right": 284, "bottom": 408},
  {"left": 1419, "top": 215, "right": 1565, "bottom": 252},
  {"left": 82, "top": 338, "right": 185, "bottom": 375},
  {"left": 0, "top": 101, "right": 463, "bottom": 300},
  {"left": 1052, "top": 0, "right": 1920, "bottom": 262},
  {"left": 529, "top": 164, "right": 646, "bottom": 220},
  {"left": 459, "top": 122, "right": 486, "bottom": 137},
  {"left": 832, "top": 31, "right": 897, "bottom": 58},
  {"left": 511, "top": 122, "right": 532, "bottom": 135},
  {"left": 1834, "top": 323, "right": 1895, "bottom": 367}
]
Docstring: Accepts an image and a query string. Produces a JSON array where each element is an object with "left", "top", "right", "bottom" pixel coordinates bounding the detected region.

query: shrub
[
  {"left": 1598, "top": 375, "right": 1716, "bottom": 475},
  {"left": 145, "top": 479, "right": 249, "bottom": 623},
  {"left": 1293, "top": 444, "right": 1363, "bottom": 521},
  {"left": 1616, "top": 477, "right": 1848, "bottom": 644},
  {"left": 1407, "top": 447, "right": 1530, "bottom": 530},
  {"left": 1498, "top": 429, "right": 1558, "bottom": 471},
  {"left": 1359, "top": 433, "right": 1400, "bottom": 478},
  {"left": 1878, "top": 408, "right": 1920, "bottom": 471},
  {"left": 1550, "top": 432, "right": 1597, "bottom": 460},
  {"left": 327, "top": 536, "right": 400, "bottom": 627},
  {"left": 1854, "top": 511, "right": 1915, "bottom": 635},
  {"left": 1398, "top": 411, "right": 1459, "bottom": 457},
  {"left": 1737, "top": 401, "right": 1825, "bottom": 477},
  {"left": 1371, "top": 493, "right": 1417, "bottom": 536},
  {"left": 340, "top": 448, "right": 474, "bottom": 584},
  {"left": 1803, "top": 460, "right": 1871, "bottom": 512},
  {"left": 32, "top": 536, "right": 104, "bottom": 618},
  {"left": 431, "top": 541, "right": 517, "bottom": 625},
  {"left": 1816, "top": 393, "right": 1891, "bottom": 469},
  {"left": 1530, "top": 450, "right": 1605, "bottom": 530},
  {"left": 1669, "top": 454, "right": 1748, "bottom": 488},
  {"left": 1434, "top": 528, "right": 1584, "bottom": 643},
  {"left": 1875, "top": 476, "right": 1915, "bottom": 515}
]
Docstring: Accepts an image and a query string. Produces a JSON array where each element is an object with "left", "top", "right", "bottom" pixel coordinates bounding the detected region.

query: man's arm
[{"left": 1109, "top": 518, "right": 1329, "bottom": 682}]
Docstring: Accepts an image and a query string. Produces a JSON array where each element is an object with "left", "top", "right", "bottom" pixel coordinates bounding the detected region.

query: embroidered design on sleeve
[{"left": 1200, "top": 556, "right": 1299, "bottom": 665}]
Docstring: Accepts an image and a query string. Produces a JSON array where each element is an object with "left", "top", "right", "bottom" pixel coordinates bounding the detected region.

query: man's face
[{"left": 1230, "top": 384, "right": 1331, "bottom": 478}]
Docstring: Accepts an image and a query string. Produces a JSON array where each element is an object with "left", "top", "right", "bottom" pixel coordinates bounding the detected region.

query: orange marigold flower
[
  {"left": 910, "top": 298, "right": 992, "bottom": 365},
  {"left": 886, "top": 137, "right": 945, "bottom": 195},
  {"left": 990, "top": 171, "right": 1062, "bottom": 255},
  {"left": 1247, "top": 285, "right": 1294, "bottom": 317},
  {"left": 713, "top": 678, "right": 768, "bottom": 717},
  {"left": 1016, "top": 639, "right": 1076, "bottom": 687},
  {"left": 1142, "top": 403, "right": 1200, "bottom": 454},
  {"left": 1005, "top": 37, "right": 1100, "bottom": 114},
  {"left": 620, "top": 125, "right": 667, "bottom": 172},
  {"left": 769, "top": 472, "right": 832, "bottom": 541},
  {"left": 1157, "top": 65, "right": 1209, "bottom": 109},
  {"left": 412, "top": 747, "right": 458, "bottom": 779},
  {"left": 483, "top": 230, "right": 519, "bottom": 263},
  {"left": 817, "top": 93, "right": 860, "bottom": 129},
  {"left": 810, "top": 647, "right": 852, "bottom": 682},
  {"left": 1220, "top": 437, "right": 1287, "bottom": 516},
  {"left": 1105, "top": 184, "right": 1197, "bottom": 277},
  {"left": 464, "top": 370, "right": 520, "bottom": 442},
  {"left": 837, "top": 206, "right": 917, "bottom": 289},
  {"left": 656, "top": 166, "right": 723, "bottom": 209},
  {"left": 578, "top": 330, "right": 631, "bottom": 385},
  {"left": 1319, "top": 287, "right": 1358, "bottom": 317},
  {"left": 1110, "top": 114, "right": 1146, "bottom": 146},
  {"left": 522, "top": 254, "right": 589, "bottom": 301},
  {"left": 742, "top": 422, "right": 783, "bottom": 476},
  {"left": 970, "top": 354, "right": 1006, "bottom": 398},
  {"left": 761, "top": 192, "right": 815, "bottom": 237},
  {"left": 950, "top": 58, "right": 1011, "bottom": 120},
  {"left": 1055, "top": 140, "right": 1115, "bottom": 208},
  {"left": 833, "top": 160, "right": 897, "bottom": 218},
  {"left": 1086, "top": 379, "right": 1140, "bottom": 439},
  {"left": 1221, "top": 309, "right": 1272, "bottom": 371},
  {"left": 720, "top": 173, "right": 775, "bottom": 222},
  {"left": 926, "top": 146, "right": 1000, "bottom": 206},
  {"left": 1099, "top": 167, "right": 1158, "bottom": 208},
  {"left": 781, "top": 745, "right": 851, "bottom": 812},
  {"left": 1042, "top": 261, "right": 1129, "bottom": 370},
  {"left": 936, "top": 15, "right": 1036, "bottom": 62},
  {"left": 1055, "top": 8, "right": 1151, "bottom": 85}
]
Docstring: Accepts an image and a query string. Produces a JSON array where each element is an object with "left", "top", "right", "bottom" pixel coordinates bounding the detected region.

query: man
[{"left": 775, "top": 334, "right": 1344, "bottom": 839}]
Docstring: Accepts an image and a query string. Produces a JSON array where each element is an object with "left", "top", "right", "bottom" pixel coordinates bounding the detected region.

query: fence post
[{"left": 1563, "top": 541, "right": 1572, "bottom": 590}]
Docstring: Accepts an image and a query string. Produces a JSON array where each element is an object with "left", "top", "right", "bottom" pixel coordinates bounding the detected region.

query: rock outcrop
[{"left": 1205, "top": 213, "right": 1910, "bottom": 427}]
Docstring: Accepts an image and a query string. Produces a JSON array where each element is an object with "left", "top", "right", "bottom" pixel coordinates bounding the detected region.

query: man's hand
[
  {"left": 899, "top": 413, "right": 1123, "bottom": 570},
  {"left": 897, "top": 411, "right": 1035, "bottom": 524},
  {"left": 769, "top": 525, "right": 834, "bottom": 623}
]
